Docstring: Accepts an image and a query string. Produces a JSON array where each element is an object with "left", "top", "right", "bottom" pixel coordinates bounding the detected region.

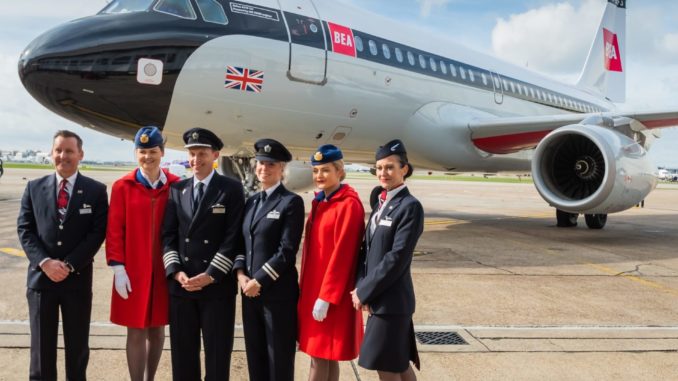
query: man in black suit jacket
[
  {"left": 17, "top": 130, "right": 108, "bottom": 381},
  {"left": 162, "top": 128, "right": 245, "bottom": 381},
  {"left": 233, "top": 139, "right": 304, "bottom": 381}
]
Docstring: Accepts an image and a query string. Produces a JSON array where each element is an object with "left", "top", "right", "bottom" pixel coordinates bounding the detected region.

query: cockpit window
[
  {"left": 195, "top": 0, "right": 228, "bottom": 25},
  {"left": 153, "top": 0, "right": 197, "bottom": 20},
  {"left": 100, "top": 0, "right": 154, "bottom": 14}
]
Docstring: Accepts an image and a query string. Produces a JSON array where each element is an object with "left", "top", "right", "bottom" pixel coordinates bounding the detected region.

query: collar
[
  {"left": 55, "top": 172, "right": 78, "bottom": 188},
  {"left": 315, "top": 183, "right": 343, "bottom": 202},
  {"left": 262, "top": 181, "right": 281, "bottom": 198},
  {"left": 193, "top": 169, "right": 216, "bottom": 190},
  {"left": 384, "top": 183, "right": 407, "bottom": 202},
  {"left": 138, "top": 168, "right": 167, "bottom": 189}
]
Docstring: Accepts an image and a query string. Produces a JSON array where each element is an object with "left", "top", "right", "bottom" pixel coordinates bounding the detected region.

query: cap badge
[
  {"left": 140, "top": 134, "right": 149, "bottom": 144},
  {"left": 264, "top": 144, "right": 272, "bottom": 153},
  {"left": 390, "top": 143, "right": 400, "bottom": 152},
  {"left": 191, "top": 132, "right": 199, "bottom": 140},
  {"left": 313, "top": 151, "right": 323, "bottom": 161}
]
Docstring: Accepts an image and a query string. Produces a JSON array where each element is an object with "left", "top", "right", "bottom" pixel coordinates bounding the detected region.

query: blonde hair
[{"left": 331, "top": 160, "right": 346, "bottom": 181}]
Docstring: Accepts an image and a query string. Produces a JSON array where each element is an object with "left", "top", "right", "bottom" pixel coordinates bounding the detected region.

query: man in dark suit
[
  {"left": 162, "top": 127, "right": 245, "bottom": 381},
  {"left": 352, "top": 139, "right": 423, "bottom": 380},
  {"left": 233, "top": 139, "right": 305, "bottom": 381},
  {"left": 17, "top": 130, "right": 108, "bottom": 381}
]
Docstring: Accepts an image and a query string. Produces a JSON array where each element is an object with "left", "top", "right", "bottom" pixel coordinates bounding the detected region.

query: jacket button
[
  {"left": 58, "top": 225, "right": 63, "bottom": 230},
  {"left": 184, "top": 257, "right": 189, "bottom": 261},
  {"left": 203, "top": 260, "right": 208, "bottom": 263},
  {"left": 185, "top": 238, "right": 190, "bottom": 242},
  {"left": 204, "top": 240, "right": 209, "bottom": 244},
  {"left": 57, "top": 241, "right": 62, "bottom": 246}
]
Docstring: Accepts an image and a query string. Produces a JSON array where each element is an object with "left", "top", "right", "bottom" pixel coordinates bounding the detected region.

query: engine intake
[{"left": 532, "top": 124, "right": 657, "bottom": 214}]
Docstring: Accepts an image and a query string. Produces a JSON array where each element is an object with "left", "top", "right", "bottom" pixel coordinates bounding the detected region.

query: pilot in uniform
[
  {"left": 353, "top": 139, "right": 423, "bottom": 378},
  {"left": 18, "top": 130, "right": 108, "bottom": 381},
  {"left": 233, "top": 139, "right": 305, "bottom": 381},
  {"left": 161, "top": 128, "right": 245, "bottom": 381}
]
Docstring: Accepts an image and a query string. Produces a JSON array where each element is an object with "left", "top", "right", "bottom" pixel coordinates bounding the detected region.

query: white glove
[
  {"left": 112, "top": 265, "right": 132, "bottom": 300},
  {"left": 312, "top": 298, "right": 330, "bottom": 322}
]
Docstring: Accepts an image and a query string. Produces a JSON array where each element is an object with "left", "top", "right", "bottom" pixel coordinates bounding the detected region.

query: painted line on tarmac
[
  {"left": 0, "top": 248, "right": 25, "bottom": 257},
  {"left": 425, "top": 218, "right": 467, "bottom": 226}
]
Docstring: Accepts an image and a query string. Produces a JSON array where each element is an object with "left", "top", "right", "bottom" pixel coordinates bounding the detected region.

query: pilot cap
[
  {"left": 183, "top": 127, "right": 223, "bottom": 151},
  {"left": 311, "top": 144, "right": 343, "bottom": 165},
  {"left": 254, "top": 138, "right": 292, "bottom": 162},
  {"left": 134, "top": 126, "right": 164, "bottom": 149},
  {"left": 375, "top": 139, "right": 413, "bottom": 178}
]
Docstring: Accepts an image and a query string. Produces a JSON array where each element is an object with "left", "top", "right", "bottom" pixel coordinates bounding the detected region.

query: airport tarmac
[{"left": 0, "top": 168, "right": 677, "bottom": 380}]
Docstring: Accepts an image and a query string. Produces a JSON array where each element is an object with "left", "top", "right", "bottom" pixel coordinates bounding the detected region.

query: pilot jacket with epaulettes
[
  {"left": 161, "top": 173, "right": 245, "bottom": 298},
  {"left": 356, "top": 186, "right": 424, "bottom": 315}
]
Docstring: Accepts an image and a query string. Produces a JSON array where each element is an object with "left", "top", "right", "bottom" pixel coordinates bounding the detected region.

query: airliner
[{"left": 17, "top": 0, "right": 678, "bottom": 229}]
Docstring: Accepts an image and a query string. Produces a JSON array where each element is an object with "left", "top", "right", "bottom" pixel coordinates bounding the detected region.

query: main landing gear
[
  {"left": 556, "top": 209, "right": 607, "bottom": 229},
  {"left": 218, "top": 154, "right": 258, "bottom": 196}
]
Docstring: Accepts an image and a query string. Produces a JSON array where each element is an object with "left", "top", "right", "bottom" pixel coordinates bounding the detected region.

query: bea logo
[
  {"left": 327, "top": 22, "right": 356, "bottom": 58},
  {"left": 603, "top": 28, "right": 622, "bottom": 72}
]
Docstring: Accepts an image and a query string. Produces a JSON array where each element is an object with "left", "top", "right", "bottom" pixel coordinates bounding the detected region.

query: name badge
[
  {"left": 212, "top": 205, "right": 225, "bottom": 214},
  {"left": 267, "top": 210, "right": 281, "bottom": 220},
  {"left": 379, "top": 219, "right": 392, "bottom": 227},
  {"left": 79, "top": 208, "right": 92, "bottom": 215}
]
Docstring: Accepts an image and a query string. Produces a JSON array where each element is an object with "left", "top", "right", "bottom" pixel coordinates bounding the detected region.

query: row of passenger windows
[{"left": 354, "top": 35, "right": 602, "bottom": 113}]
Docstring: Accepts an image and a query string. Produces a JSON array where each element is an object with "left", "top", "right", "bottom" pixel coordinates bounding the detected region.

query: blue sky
[{"left": 0, "top": 0, "right": 676, "bottom": 166}]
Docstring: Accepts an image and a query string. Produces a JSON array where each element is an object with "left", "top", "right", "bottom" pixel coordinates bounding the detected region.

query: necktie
[
  {"left": 378, "top": 189, "right": 387, "bottom": 210},
  {"left": 194, "top": 182, "right": 204, "bottom": 214},
  {"left": 57, "top": 179, "right": 69, "bottom": 222},
  {"left": 255, "top": 191, "right": 267, "bottom": 216}
]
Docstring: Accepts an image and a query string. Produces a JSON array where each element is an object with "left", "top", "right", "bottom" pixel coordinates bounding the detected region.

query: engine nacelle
[
  {"left": 283, "top": 161, "right": 314, "bottom": 192},
  {"left": 532, "top": 124, "right": 657, "bottom": 214}
]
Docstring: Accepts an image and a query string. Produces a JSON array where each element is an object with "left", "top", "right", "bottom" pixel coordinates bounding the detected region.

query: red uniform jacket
[
  {"left": 298, "top": 184, "right": 365, "bottom": 360},
  {"left": 106, "top": 168, "right": 180, "bottom": 328}
]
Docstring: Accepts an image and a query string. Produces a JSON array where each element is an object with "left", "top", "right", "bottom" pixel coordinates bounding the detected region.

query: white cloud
[
  {"left": 491, "top": 0, "right": 600, "bottom": 74},
  {"left": 416, "top": 0, "right": 452, "bottom": 18},
  {"left": 658, "top": 33, "right": 678, "bottom": 56},
  {"left": 0, "top": 1, "right": 108, "bottom": 19}
]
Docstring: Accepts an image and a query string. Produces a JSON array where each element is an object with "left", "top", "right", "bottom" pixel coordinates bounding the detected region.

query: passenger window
[
  {"left": 195, "top": 0, "right": 227, "bottom": 25},
  {"left": 440, "top": 61, "right": 447, "bottom": 74},
  {"left": 407, "top": 51, "right": 415, "bottom": 66},
  {"left": 468, "top": 70, "right": 475, "bottom": 82},
  {"left": 459, "top": 67, "right": 466, "bottom": 80},
  {"left": 355, "top": 36, "right": 364, "bottom": 52},
  {"left": 368, "top": 40, "right": 378, "bottom": 56},
  {"left": 529, "top": 88, "right": 535, "bottom": 98},
  {"left": 481, "top": 73, "right": 488, "bottom": 86},
  {"left": 510, "top": 82, "right": 515, "bottom": 93},
  {"left": 154, "top": 0, "right": 197, "bottom": 19},
  {"left": 429, "top": 57, "right": 437, "bottom": 72},
  {"left": 502, "top": 79, "right": 509, "bottom": 91},
  {"left": 449, "top": 63, "right": 457, "bottom": 77},
  {"left": 418, "top": 54, "right": 426, "bottom": 69},
  {"left": 493, "top": 76, "right": 500, "bottom": 88},
  {"left": 382, "top": 44, "right": 391, "bottom": 59},
  {"left": 101, "top": 0, "right": 153, "bottom": 13},
  {"left": 395, "top": 47, "right": 403, "bottom": 63}
]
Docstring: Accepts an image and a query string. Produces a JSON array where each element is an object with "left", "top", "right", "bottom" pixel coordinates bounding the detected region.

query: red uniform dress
[
  {"left": 106, "top": 168, "right": 180, "bottom": 328},
  {"left": 298, "top": 184, "right": 365, "bottom": 360}
]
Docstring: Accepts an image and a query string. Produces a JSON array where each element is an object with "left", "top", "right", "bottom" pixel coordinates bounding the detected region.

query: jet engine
[
  {"left": 531, "top": 122, "right": 657, "bottom": 215},
  {"left": 219, "top": 155, "right": 313, "bottom": 195}
]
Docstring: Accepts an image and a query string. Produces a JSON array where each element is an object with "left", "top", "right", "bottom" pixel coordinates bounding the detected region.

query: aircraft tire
[
  {"left": 584, "top": 214, "right": 607, "bottom": 229},
  {"left": 556, "top": 209, "right": 578, "bottom": 227}
]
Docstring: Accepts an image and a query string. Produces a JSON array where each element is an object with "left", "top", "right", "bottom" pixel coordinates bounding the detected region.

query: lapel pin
[{"left": 77, "top": 189, "right": 83, "bottom": 194}]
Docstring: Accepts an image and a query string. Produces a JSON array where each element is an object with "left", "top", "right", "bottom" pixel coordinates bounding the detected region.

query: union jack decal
[{"left": 224, "top": 66, "right": 264, "bottom": 93}]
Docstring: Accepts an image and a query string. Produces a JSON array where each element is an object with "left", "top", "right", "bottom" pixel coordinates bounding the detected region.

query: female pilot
[
  {"left": 233, "top": 138, "right": 305, "bottom": 381},
  {"left": 106, "top": 126, "right": 180, "bottom": 381},
  {"left": 298, "top": 144, "right": 365, "bottom": 381},
  {"left": 352, "top": 139, "right": 424, "bottom": 381}
]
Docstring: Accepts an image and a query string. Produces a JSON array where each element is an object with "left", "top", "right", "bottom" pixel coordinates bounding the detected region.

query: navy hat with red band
[
  {"left": 311, "top": 144, "right": 343, "bottom": 165},
  {"left": 254, "top": 138, "right": 292, "bottom": 162},
  {"left": 183, "top": 127, "right": 223, "bottom": 151},
  {"left": 134, "top": 126, "right": 164, "bottom": 149}
]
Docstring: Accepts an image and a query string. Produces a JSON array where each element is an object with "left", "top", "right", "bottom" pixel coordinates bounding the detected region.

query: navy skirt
[{"left": 358, "top": 314, "right": 420, "bottom": 372}]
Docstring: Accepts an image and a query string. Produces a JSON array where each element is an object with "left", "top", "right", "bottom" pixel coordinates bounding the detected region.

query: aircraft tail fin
[{"left": 576, "top": 0, "right": 626, "bottom": 102}]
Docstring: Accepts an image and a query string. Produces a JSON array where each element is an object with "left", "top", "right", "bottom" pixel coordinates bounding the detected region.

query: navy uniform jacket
[
  {"left": 234, "top": 184, "right": 304, "bottom": 301},
  {"left": 356, "top": 187, "right": 423, "bottom": 315},
  {"left": 162, "top": 173, "right": 245, "bottom": 299},
  {"left": 17, "top": 173, "right": 108, "bottom": 290}
]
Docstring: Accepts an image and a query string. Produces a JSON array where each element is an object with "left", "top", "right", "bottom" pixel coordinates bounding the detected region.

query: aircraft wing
[{"left": 469, "top": 110, "right": 678, "bottom": 154}]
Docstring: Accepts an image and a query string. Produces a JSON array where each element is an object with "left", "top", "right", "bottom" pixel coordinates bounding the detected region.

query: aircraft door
[
  {"left": 279, "top": 0, "right": 327, "bottom": 85},
  {"left": 490, "top": 71, "right": 504, "bottom": 104}
]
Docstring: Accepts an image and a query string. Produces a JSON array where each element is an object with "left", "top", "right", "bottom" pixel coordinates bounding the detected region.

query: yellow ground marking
[
  {"left": 424, "top": 219, "right": 467, "bottom": 226},
  {"left": 0, "top": 248, "right": 25, "bottom": 257},
  {"left": 583, "top": 261, "right": 678, "bottom": 297}
]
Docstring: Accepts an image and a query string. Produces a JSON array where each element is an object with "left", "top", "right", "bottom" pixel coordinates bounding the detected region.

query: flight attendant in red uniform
[
  {"left": 106, "top": 126, "right": 180, "bottom": 381},
  {"left": 298, "top": 144, "right": 365, "bottom": 381}
]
